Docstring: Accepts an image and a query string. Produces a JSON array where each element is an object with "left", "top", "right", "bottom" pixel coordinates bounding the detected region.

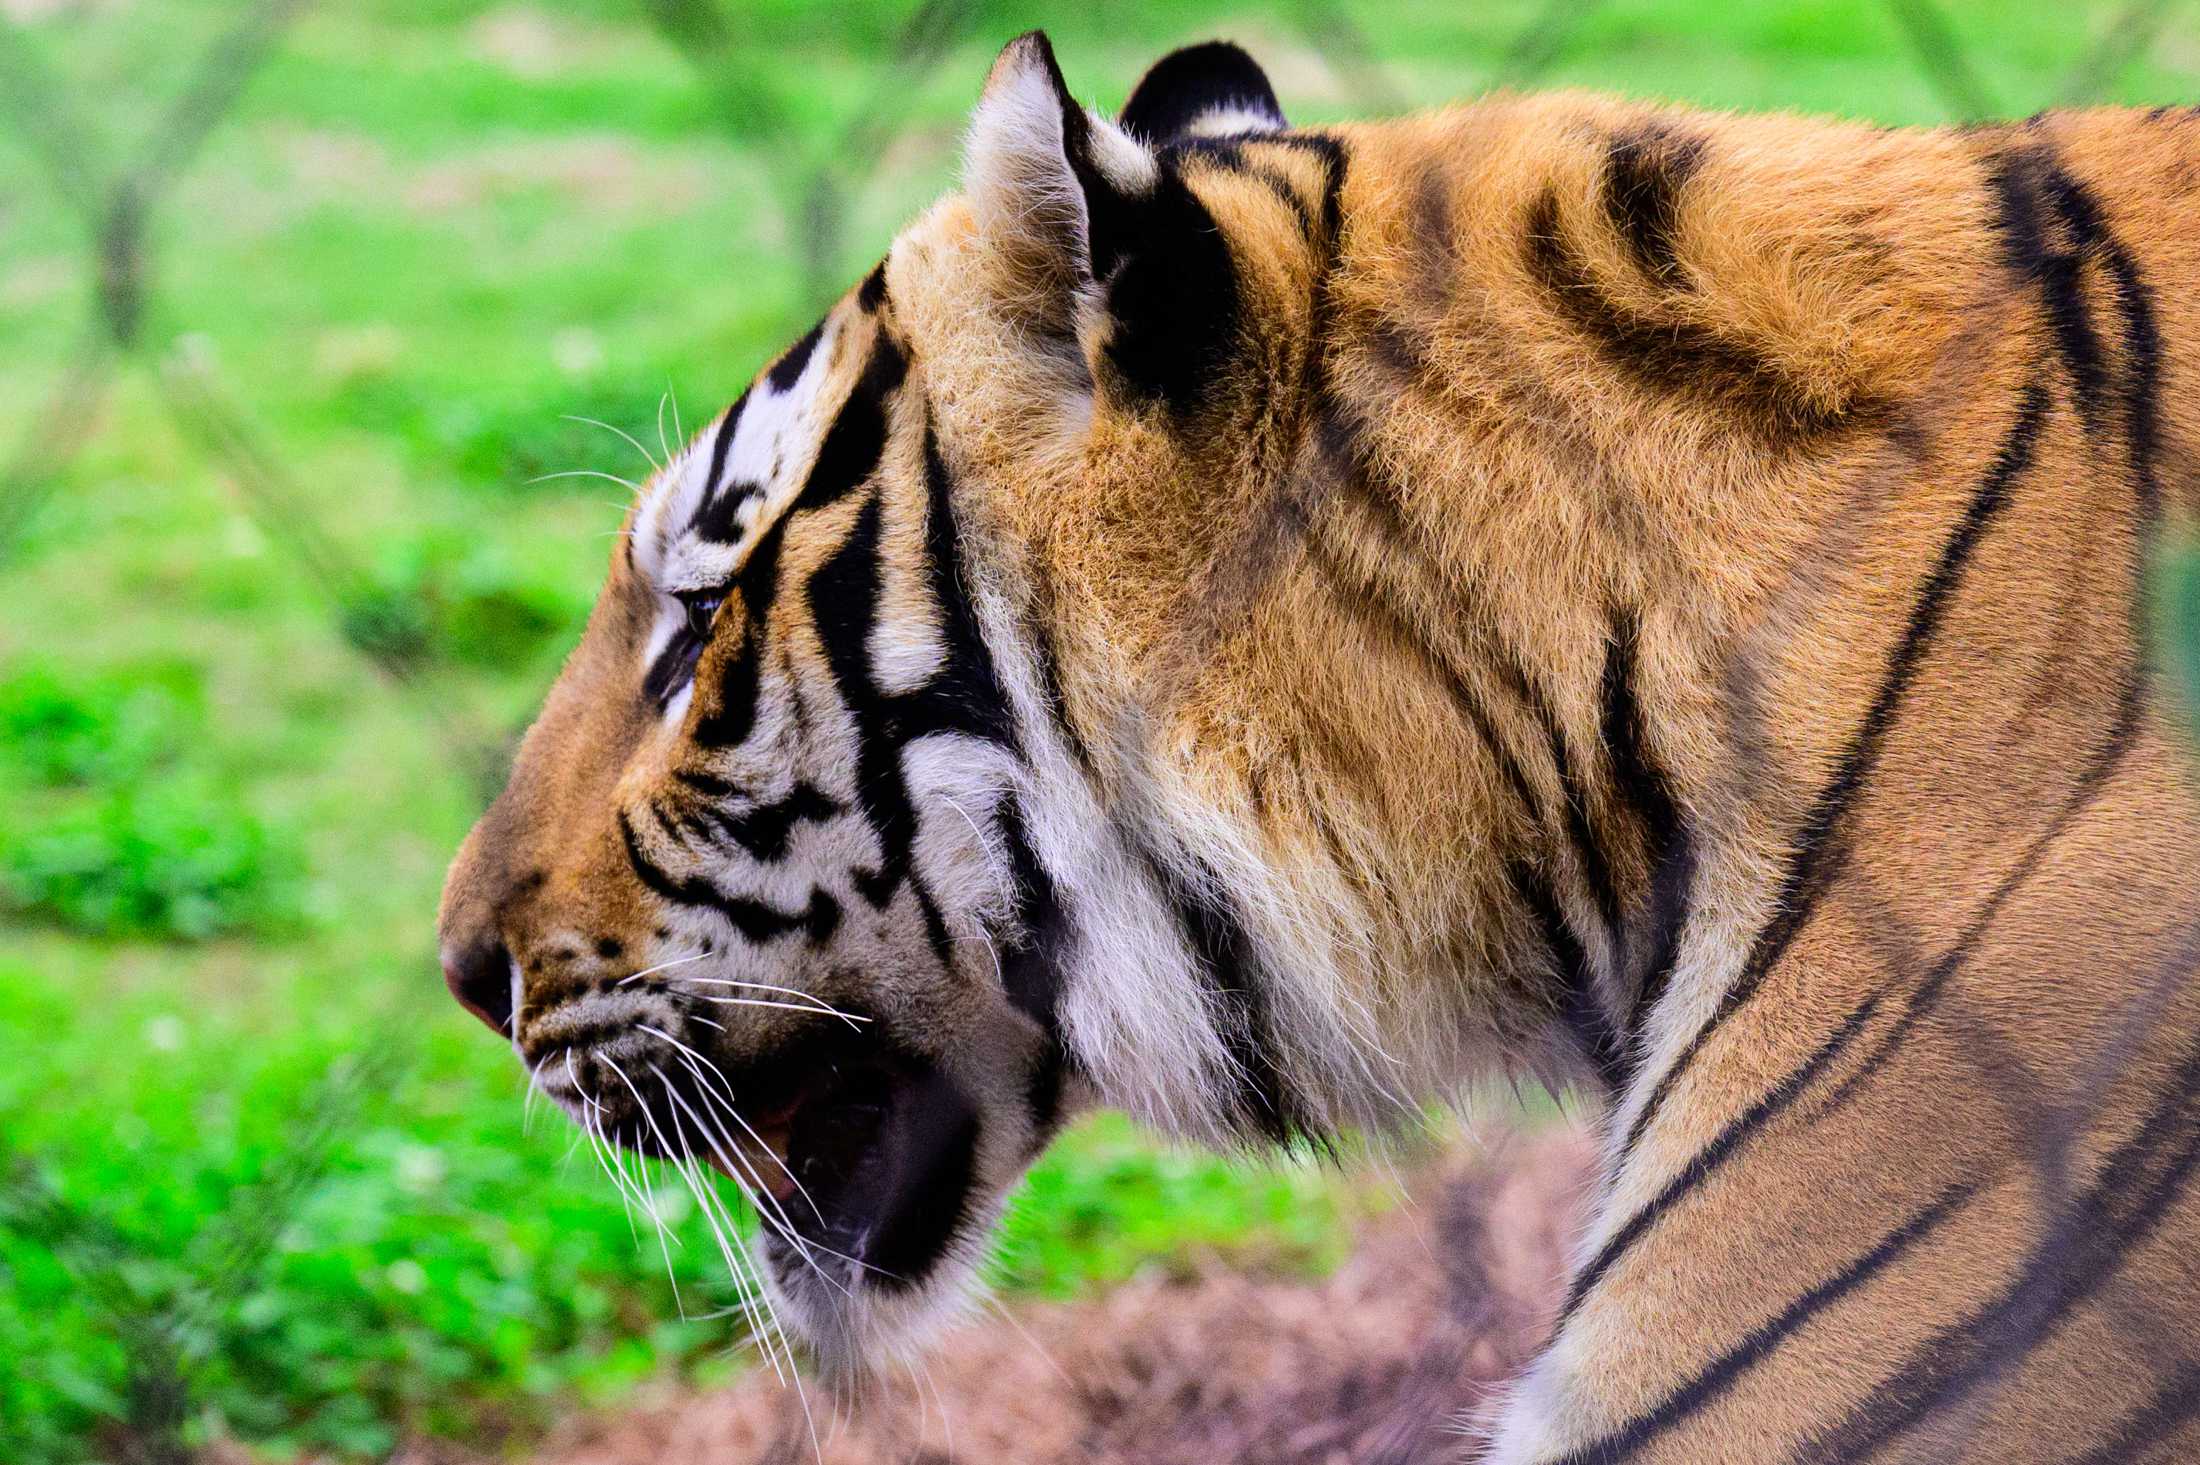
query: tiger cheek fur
[{"left": 442, "top": 31, "right": 2200, "bottom": 1460}]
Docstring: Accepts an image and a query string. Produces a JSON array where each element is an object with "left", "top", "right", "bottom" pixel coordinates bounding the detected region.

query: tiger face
[{"left": 437, "top": 35, "right": 1341, "bottom": 1369}]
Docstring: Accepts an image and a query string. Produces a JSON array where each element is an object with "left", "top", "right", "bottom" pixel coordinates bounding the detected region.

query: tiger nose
[{"left": 442, "top": 940, "right": 516, "bottom": 1036}]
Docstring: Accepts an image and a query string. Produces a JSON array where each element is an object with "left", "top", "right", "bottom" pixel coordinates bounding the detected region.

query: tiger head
[{"left": 438, "top": 35, "right": 1413, "bottom": 1371}]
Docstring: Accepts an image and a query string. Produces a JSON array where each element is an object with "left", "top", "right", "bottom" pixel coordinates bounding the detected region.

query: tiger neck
[{"left": 984, "top": 99, "right": 2016, "bottom": 1132}]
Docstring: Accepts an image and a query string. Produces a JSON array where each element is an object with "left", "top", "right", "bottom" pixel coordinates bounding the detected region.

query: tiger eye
[{"left": 684, "top": 595, "right": 723, "bottom": 641}]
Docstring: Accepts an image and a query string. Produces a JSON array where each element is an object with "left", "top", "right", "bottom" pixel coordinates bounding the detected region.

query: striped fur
[{"left": 441, "top": 33, "right": 2200, "bottom": 1458}]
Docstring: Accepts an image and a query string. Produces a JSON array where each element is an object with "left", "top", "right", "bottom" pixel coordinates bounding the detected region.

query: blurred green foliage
[
  {"left": 0, "top": 1, "right": 2193, "bottom": 1461},
  {"left": 0, "top": 664, "right": 302, "bottom": 940},
  {"left": 2160, "top": 548, "right": 2200, "bottom": 745}
]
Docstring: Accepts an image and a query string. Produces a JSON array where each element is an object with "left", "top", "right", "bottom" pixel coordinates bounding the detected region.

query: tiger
[{"left": 437, "top": 30, "right": 2200, "bottom": 1462}]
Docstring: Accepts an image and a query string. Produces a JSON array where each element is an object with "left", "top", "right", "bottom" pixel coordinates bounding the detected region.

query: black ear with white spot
[
  {"left": 1119, "top": 41, "right": 1287, "bottom": 144},
  {"left": 964, "top": 31, "right": 1158, "bottom": 309},
  {"left": 963, "top": 31, "right": 1246, "bottom": 416}
]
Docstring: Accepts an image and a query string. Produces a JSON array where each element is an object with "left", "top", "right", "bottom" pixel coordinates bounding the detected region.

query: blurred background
[{"left": 1, "top": 2, "right": 2197, "bottom": 1462}]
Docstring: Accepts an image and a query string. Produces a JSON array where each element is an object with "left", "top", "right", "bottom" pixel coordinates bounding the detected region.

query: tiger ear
[
  {"left": 964, "top": 32, "right": 1249, "bottom": 416},
  {"left": 962, "top": 31, "right": 1158, "bottom": 330},
  {"left": 1119, "top": 41, "right": 1286, "bottom": 144}
]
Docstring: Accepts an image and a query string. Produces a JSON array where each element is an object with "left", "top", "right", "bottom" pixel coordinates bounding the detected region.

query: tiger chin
[{"left": 441, "top": 30, "right": 2200, "bottom": 1463}]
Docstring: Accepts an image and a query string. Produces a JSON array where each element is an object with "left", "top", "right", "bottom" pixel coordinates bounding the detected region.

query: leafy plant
[{"left": 0, "top": 664, "right": 302, "bottom": 941}]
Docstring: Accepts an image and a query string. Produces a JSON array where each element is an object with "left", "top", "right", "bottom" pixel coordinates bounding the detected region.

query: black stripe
[
  {"left": 1253, "top": 160, "right": 1318, "bottom": 239},
  {"left": 1794, "top": 162, "right": 2176, "bottom": 1461},
  {"left": 766, "top": 319, "right": 824, "bottom": 392},
  {"left": 1517, "top": 661, "right": 1621, "bottom": 937},
  {"left": 1174, "top": 131, "right": 1347, "bottom": 253},
  {"left": 1620, "top": 377, "right": 2050, "bottom": 1160},
  {"left": 1177, "top": 857, "right": 1298, "bottom": 1147},
  {"left": 2033, "top": 150, "right": 2165, "bottom": 521},
  {"left": 856, "top": 259, "right": 889, "bottom": 312},
  {"left": 802, "top": 413, "right": 1015, "bottom": 968},
  {"left": 997, "top": 793, "right": 1073, "bottom": 1130},
  {"left": 1552, "top": 1179, "right": 1977, "bottom": 1465},
  {"left": 1602, "top": 615, "right": 1696, "bottom": 1042},
  {"left": 690, "top": 447, "right": 806, "bottom": 749},
  {"left": 1602, "top": 127, "right": 1707, "bottom": 287},
  {"left": 1024, "top": 600, "right": 1100, "bottom": 780},
  {"left": 800, "top": 333, "right": 906, "bottom": 510},
  {"left": 1311, "top": 396, "right": 1418, "bottom": 550},
  {"left": 1814, "top": 675, "right": 2141, "bottom": 1118},
  {"left": 1628, "top": 839, "right": 1695, "bottom": 1040},
  {"left": 1148, "top": 845, "right": 1315, "bottom": 1149},
  {"left": 1522, "top": 188, "right": 1865, "bottom": 442},
  {"left": 1988, "top": 150, "right": 2109, "bottom": 434},
  {"left": 618, "top": 808, "right": 839, "bottom": 945},
  {"left": 1265, "top": 133, "right": 1349, "bottom": 249},
  {"left": 1302, "top": 429, "right": 1622, "bottom": 1082},
  {"left": 643, "top": 615, "right": 717, "bottom": 708},
  {"left": 693, "top": 781, "right": 839, "bottom": 863},
  {"left": 672, "top": 767, "right": 736, "bottom": 798},
  {"left": 690, "top": 478, "right": 763, "bottom": 544},
  {"left": 1800, "top": 977, "right": 2200, "bottom": 1463},
  {"left": 1558, "top": 993, "right": 1882, "bottom": 1328},
  {"left": 2062, "top": 1361, "right": 2200, "bottom": 1465},
  {"left": 689, "top": 618, "right": 762, "bottom": 748},
  {"left": 1310, "top": 395, "right": 1631, "bottom": 1013},
  {"left": 692, "top": 388, "right": 750, "bottom": 530},
  {"left": 1512, "top": 858, "right": 1622, "bottom": 1088},
  {"left": 918, "top": 428, "right": 1017, "bottom": 749},
  {"left": 809, "top": 495, "right": 919, "bottom": 911},
  {"left": 910, "top": 880, "right": 953, "bottom": 970},
  {"left": 1176, "top": 141, "right": 1315, "bottom": 238},
  {"left": 695, "top": 328, "right": 907, "bottom": 696},
  {"left": 1811, "top": 149, "right": 2162, "bottom": 1118}
]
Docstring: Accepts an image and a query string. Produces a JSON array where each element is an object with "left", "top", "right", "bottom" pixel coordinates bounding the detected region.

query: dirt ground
[{"left": 434, "top": 1129, "right": 1595, "bottom": 1465}]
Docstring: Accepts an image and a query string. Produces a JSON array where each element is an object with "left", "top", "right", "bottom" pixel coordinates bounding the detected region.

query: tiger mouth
[
  {"left": 575, "top": 1025, "right": 982, "bottom": 1298},
  {"left": 737, "top": 1047, "right": 981, "bottom": 1294}
]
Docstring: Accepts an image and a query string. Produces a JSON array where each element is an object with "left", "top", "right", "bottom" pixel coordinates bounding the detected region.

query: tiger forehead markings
[{"left": 441, "top": 32, "right": 2200, "bottom": 1462}]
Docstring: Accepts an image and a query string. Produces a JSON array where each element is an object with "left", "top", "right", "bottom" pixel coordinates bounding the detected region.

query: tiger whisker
[
  {"left": 653, "top": 1061, "right": 848, "bottom": 1300},
  {"left": 658, "top": 1085, "right": 772, "bottom": 1310},
  {"left": 635, "top": 1027, "right": 826, "bottom": 1222},
  {"left": 681, "top": 1181, "right": 795, "bottom": 1388},
  {"left": 687, "top": 994, "right": 870, "bottom": 1029},
  {"left": 555, "top": 1122, "right": 590, "bottom": 1176},
  {"left": 528, "top": 468, "right": 641, "bottom": 491},
  {"left": 658, "top": 978, "right": 871, "bottom": 1026},
  {"left": 559, "top": 1045, "right": 805, "bottom": 1387},
  {"left": 521, "top": 1055, "right": 548, "bottom": 1135},
  {"left": 647, "top": 1049, "right": 880, "bottom": 1298},
  {"left": 665, "top": 975, "right": 864, "bottom": 1011},
  {"left": 561, "top": 413, "right": 661, "bottom": 473},
  {"left": 574, "top": 1076, "right": 643, "bottom": 1249},
  {"left": 914, "top": 1352, "right": 954, "bottom": 1459},
  {"left": 600, "top": 1056, "right": 692, "bottom": 1319},
  {"left": 616, "top": 950, "right": 716, "bottom": 986},
  {"left": 658, "top": 1093, "right": 814, "bottom": 1434},
  {"left": 670, "top": 1051, "right": 839, "bottom": 1251}
]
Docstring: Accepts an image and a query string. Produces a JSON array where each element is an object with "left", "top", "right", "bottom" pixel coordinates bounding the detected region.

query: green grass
[{"left": 0, "top": 1, "right": 2194, "bottom": 1461}]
